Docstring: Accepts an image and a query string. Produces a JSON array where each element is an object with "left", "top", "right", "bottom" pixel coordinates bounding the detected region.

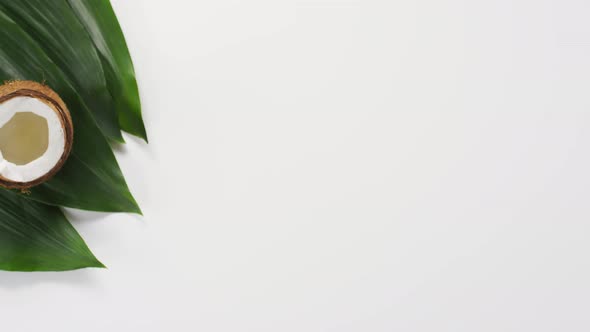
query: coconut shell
[{"left": 0, "top": 81, "right": 73, "bottom": 189}]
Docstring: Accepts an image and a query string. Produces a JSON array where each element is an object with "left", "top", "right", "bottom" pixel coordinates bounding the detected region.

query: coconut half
[{"left": 0, "top": 81, "right": 73, "bottom": 189}]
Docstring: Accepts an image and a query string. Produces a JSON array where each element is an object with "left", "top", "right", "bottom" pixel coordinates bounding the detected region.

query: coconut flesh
[{"left": 0, "top": 81, "right": 72, "bottom": 189}]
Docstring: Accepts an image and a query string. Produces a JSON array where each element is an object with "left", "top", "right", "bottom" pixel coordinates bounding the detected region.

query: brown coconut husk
[{"left": 0, "top": 80, "right": 73, "bottom": 189}]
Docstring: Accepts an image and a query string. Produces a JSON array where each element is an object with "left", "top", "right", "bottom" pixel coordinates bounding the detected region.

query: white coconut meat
[{"left": 0, "top": 96, "right": 66, "bottom": 183}]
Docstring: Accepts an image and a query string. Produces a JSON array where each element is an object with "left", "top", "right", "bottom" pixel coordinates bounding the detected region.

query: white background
[{"left": 2, "top": 0, "right": 590, "bottom": 331}]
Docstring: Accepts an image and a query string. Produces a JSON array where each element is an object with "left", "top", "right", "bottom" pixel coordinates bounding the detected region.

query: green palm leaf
[
  {"left": 68, "top": 0, "right": 147, "bottom": 141},
  {"left": 0, "top": 10, "right": 140, "bottom": 213},
  {"left": 0, "top": 0, "right": 144, "bottom": 271},
  {"left": 0, "top": 0, "right": 124, "bottom": 142},
  {"left": 0, "top": 189, "right": 104, "bottom": 271}
]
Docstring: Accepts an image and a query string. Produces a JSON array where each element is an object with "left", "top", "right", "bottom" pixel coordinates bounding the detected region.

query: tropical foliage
[{"left": 0, "top": 0, "right": 145, "bottom": 271}]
